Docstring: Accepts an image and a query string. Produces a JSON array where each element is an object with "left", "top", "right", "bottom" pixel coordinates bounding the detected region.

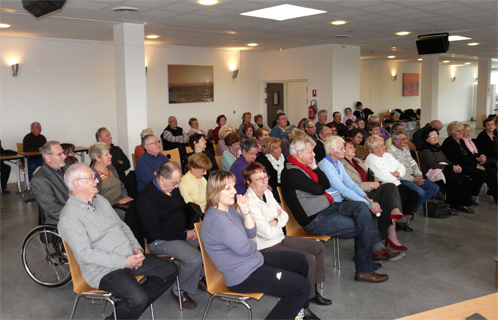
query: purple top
[{"left": 230, "top": 156, "right": 249, "bottom": 195}]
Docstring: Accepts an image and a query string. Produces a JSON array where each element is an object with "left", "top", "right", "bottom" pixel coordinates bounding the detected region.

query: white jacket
[{"left": 365, "top": 152, "right": 406, "bottom": 186}]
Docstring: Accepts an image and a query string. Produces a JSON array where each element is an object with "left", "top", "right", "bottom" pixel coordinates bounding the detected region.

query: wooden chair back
[
  {"left": 194, "top": 222, "right": 263, "bottom": 300},
  {"left": 212, "top": 144, "right": 218, "bottom": 156},
  {"left": 161, "top": 148, "right": 181, "bottom": 166},
  {"left": 132, "top": 153, "right": 136, "bottom": 169},
  {"left": 276, "top": 187, "right": 331, "bottom": 242},
  {"left": 186, "top": 147, "right": 193, "bottom": 154},
  {"left": 215, "top": 156, "right": 222, "bottom": 170},
  {"left": 415, "top": 151, "right": 422, "bottom": 171},
  {"left": 17, "top": 143, "right": 25, "bottom": 169}
]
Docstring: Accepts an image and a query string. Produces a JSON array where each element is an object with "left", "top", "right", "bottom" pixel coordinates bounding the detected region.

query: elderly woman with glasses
[
  {"left": 255, "top": 137, "right": 286, "bottom": 202},
  {"left": 243, "top": 162, "right": 332, "bottom": 307},
  {"left": 442, "top": 121, "right": 497, "bottom": 204},
  {"left": 89, "top": 142, "right": 133, "bottom": 219},
  {"left": 136, "top": 162, "right": 205, "bottom": 309}
]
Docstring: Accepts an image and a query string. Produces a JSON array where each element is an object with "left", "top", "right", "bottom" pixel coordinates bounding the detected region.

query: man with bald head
[
  {"left": 162, "top": 116, "right": 189, "bottom": 151},
  {"left": 413, "top": 120, "right": 443, "bottom": 150},
  {"left": 23, "top": 122, "right": 47, "bottom": 180},
  {"left": 58, "top": 163, "right": 177, "bottom": 320}
]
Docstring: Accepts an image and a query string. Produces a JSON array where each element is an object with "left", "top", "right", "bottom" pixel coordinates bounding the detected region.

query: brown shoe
[
  {"left": 372, "top": 247, "right": 402, "bottom": 261},
  {"left": 1, "top": 189, "right": 10, "bottom": 194},
  {"left": 171, "top": 288, "right": 197, "bottom": 309},
  {"left": 198, "top": 276, "right": 207, "bottom": 292},
  {"left": 355, "top": 272, "right": 389, "bottom": 283}
]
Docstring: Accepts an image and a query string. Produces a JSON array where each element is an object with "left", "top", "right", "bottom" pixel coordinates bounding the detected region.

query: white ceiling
[{"left": 1, "top": 0, "right": 497, "bottom": 66}]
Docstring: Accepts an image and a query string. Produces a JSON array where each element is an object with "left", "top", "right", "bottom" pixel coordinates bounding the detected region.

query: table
[
  {"left": 0, "top": 153, "right": 26, "bottom": 193},
  {"left": 74, "top": 146, "right": 88, "bottom": 163},
  {"left": 397, "top": 293, "right": 498, "bottom": 320}
]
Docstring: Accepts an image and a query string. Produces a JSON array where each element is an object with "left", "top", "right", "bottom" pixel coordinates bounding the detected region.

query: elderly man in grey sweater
[{"left": 58, "top": 163, "right": 178, "bottom": 320}]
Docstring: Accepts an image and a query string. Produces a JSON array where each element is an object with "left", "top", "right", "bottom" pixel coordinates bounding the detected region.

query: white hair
[
  {"left": 289, "top": 137, "right": 315, "bottom": 156},
  {"left": 64, "top": 163, "right": 89, "bottom": 193},
  {"left": 324, "top": 136, "right": 345, "bottom": 155}
]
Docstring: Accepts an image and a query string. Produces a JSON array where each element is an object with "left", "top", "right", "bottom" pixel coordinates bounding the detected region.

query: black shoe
[
  {"left": 402, "top": 224, "right": 413, "bottom": 232},
  {"left": 303, "top": 307, "right": 321, "bottom": 320},
  {"left": 309, "top": 291, "right": 332, "bottom": 305},
  {"left": 104, "top": 314, "right": 115, "bottom": 320}
]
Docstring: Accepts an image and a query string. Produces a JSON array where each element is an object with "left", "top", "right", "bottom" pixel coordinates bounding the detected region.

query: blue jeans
[
  {"left": 27, "top": 157, "right": 43, "bottom": 181},
  {"left": 400, "top": 178, "right": 440, "bottom": 212},
  {"left": 99, "top": 254, "right": 178, "bottom": 320},
  {"left": 304, "top": 201, "right": 381, "bottom": 274}
]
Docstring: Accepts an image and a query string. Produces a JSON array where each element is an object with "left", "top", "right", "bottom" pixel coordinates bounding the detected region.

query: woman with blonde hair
[
  {"left": 256, "top": 137, "right": 286, "bottom": 202},
  {"left": 217, "top": 124, "right": 235, "bottom": 155},
  {"left": 179, "top": 153, "right": 212, "bottom": 213}
]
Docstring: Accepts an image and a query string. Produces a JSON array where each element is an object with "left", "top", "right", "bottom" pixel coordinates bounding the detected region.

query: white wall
[
  {"left": 332, "top": 45, "right": 361, "bottom": 113},
  {"left": 286, "top": 81, "right": 309, "bottom": 125}
]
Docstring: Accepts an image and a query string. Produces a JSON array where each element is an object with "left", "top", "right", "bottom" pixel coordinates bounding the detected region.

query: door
[{"left": 266, "top": 83, "right": 283, "bottom": 127}]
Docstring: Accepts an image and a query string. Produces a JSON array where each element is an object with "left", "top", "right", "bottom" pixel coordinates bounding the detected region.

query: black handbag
[
  {"left": 425, "top": 202, "right": 451, "bottom": 218},
  {"left": 184, "top": 202, "right": 204, "bottom": 230}
]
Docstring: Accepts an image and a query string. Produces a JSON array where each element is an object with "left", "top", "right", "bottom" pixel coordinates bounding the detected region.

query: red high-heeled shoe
[
  {"left": 390, "top": 214, "right": 412, "bottom": 224},
  {"left": 386, "top": 238, "right": 408, "bottom": 251}
]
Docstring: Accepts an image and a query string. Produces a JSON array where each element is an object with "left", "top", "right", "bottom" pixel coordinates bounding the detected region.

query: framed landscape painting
[
  {"left": 168, "top": 65, "right": 214, "bottom": 103},
  {"left": 403, "top": 73, "right": 419, "bottom": 96}
]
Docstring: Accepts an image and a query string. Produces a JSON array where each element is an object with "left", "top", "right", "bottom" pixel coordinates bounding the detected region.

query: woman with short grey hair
[
  {"left": 217, "top": 124, "right": 235, "bottom": 155},
  {"left": 134, "top": 128, "right": 154, "bottom": 159}
]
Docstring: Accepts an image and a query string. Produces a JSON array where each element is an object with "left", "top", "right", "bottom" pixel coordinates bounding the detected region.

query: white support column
[
  {"left": 113, "top": 23, "right": 148, "bottom": 163},
  {"left": 476, "top": 59, "right": 491, "bottom": 129},
  {"left": 420, "top": 54, "right": 439, "bottom": 125}
]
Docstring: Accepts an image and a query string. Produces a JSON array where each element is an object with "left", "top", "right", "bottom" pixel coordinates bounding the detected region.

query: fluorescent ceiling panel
[
  {"left": 240, "top": 4, "right": 326, "bottom": 21},
  {"left": 449, "top": 35, "right": 471, "bottom": 41}
]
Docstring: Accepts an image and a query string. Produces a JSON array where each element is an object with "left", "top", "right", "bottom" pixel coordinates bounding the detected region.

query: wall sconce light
[
  {"left": 11, "top": 63, "right": 19, "bottom": 77},
  {"left": 393, "top": 75, "right": 397, "bottom": 81},
  {"left": 474, "top": 77, "right": 478, "bottom": 82},
  {"left": 232, "top": 69, "right": 239, "bottom": 79},
  {"left": 451, "top": 77, "right": 456, "bottom": 82},
  {"left": 145, "top": 66, "right": 148, "bottom": 75}
]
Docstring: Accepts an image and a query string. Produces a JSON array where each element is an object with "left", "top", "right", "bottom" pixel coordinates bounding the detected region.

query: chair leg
[
  {"left": 333, "top": 238, "right": 337, "bottom": 268},
  {"left": 176, "top": 276, "right": 182, "bottom": 311},
  {"left": 201, "top": 294, "right": 217, "bottom": 320},
  {"left": 70, "top": 294, "right": 84, "bottom": 320},
  {"left": 239, "top": 300, "right": 253, "bottom": 320},
  {"left": 149, "top": 303, "right": 155, "bottom": 320},
  {"left": 335, "top": 238, "right": 341, "bottom": 270}
]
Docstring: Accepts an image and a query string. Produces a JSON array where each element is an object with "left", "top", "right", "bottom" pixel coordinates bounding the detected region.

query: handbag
[
  {"left": 424, "top": 201, "right": 451, "bottom": 219},
  {"left": 184, "top": 202, "right": 204, "bottom": 230}
]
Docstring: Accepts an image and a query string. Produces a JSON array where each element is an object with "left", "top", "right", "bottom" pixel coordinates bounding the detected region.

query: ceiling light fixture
[
  {"left": 146, "top": 35, "right": 159, "bottom": 39},
  {"left": 464, "top": 62, "right": 471, "bottom": 65},
  {"left": 467, "top": 42, "right": 479, "bottom": 46},
  {"left": 247, "top": 43, "right": 258, "bottom": 47},
  {"left": 443, "top": 60, "right": 450, "bottom": 63},
  {"left": 331, "top": 20, "right": 346, "bottom": 25},
  {"left": 418, "top": 58, "right": 423, "bottom": 61},
  {"left": 0, "top": 23, "right": 11, "bottom": 28},
  {"left": 388, "top": 56, "right": 395, "bottom": 59},
  {"left": 448, "top": 35, "right": 471, "bottom": 41},
  {"left": 198, "top": 0, "right": 218, "bottom": 5},
  {"left": 112, "top": 7, "right": 140, "bottom": 12},
  {"left": 240, "top": 4, "right": 326, "bottom": 21},
  {"left": 396, "top": 31, "right": 410, "bottom": 36}
]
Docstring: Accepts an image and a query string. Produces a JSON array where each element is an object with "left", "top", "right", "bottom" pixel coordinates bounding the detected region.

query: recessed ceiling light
[
  {"left": 443, "top": 60, "right": 450, "bottom": 63},
  {"left": 331, "top": 20, "right": 346, "bottom": 25},
  {"left": 448, "top": 35, "right": 471, "bottom": 41},
  {"left": 0, "top": 23, "right": 11, "bottom": 28},
  {"left": 396, "top": 31, "right": 410, "bottom": 36},
  {"left": 418, "top": 58, "right": 423, "bottom": 61},
  {"left": 468, "top": 42, "right": 479, "bottom": 46},
  {"left": 112, "top": 7, "right": 140, "bottom": 12},
  {"left": 278, "top": 48, "right": 285, "bottom": 51},
  {"left": 198, "top": 0, "right": 218, "bottom": 5},
  {"left": 388, "top": 56, "right": 395, "bottom": 59},
  {"left": 241, "top": 4, "right": 326, "bottom": 21},
  {"left": 146, "top": 35, "right": 159, "bottom": 39},
  {"left": 247, "top": 43, "right": 258, "bottom": 47},
  {"left": 464, "top": 62, "right": 471, "bottom": 65}
]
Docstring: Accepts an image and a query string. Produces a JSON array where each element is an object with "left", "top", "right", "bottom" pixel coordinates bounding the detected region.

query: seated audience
[
  {"left": 315, "top": 110, "right": 328, "bottom": 130},
  {"left": 413, "top": 120, "right": 443, "bottom": 150},
  {"left": 243, "top": 162, "right": 332, "bottom": 306},
  {"left": 298, "top": 118, "right": 308, "bottom": 131},
  {"left": 441, "top": 121, "right": 497, "bottom": 203},
  {"left": 353, "top": 101, "right": 366, "bottom": 119},
  {"left": 242, "top": 123, "right": 256, "bottom": 141},
  {"left": 31, "top": 141, "right": 69, "bottom": 225},
  {"left": 89, "top": 142, "right": 133, "bottom": 220},
  {"left": 254, "top": 114, "right": 264, "bottom": 129},
  {"left": 187, "top": 117, "right": 206, "bottom": 138},
  {"left": 282, "top": 137, "right": 401, "bottom": 283},
  {"left": 271, "top": 110, "right": 290, "bottom": 128},
  {"left": 61, "top": 143, "right": 78, "bottom": 165},
  {"left": 0, "top": 141, "right": 11, "bottom": 193},
  {"left": 221, "top": 133, "right": 241, "bottom": 171},
  {"left": 385, "top": 123, "right": 416, "bottom": 151},
  {"left": 213, "top": 114, "right": 226, "bottom": 143},
  {"left": 238, "top": 112, "right": 252, "bottom": 139},
  {"left": 270, "top": 113, "right": 288, "bottom": 140},
  {"left": 184, "top": 133, "right": 218, "bottom": 177},
  {"left": 367, "top": 116, "right": 390, "bottom": 141},
  {"left": 136, "top": 162, "right": 204, "bottom": 309},
  {"left": 134, "top": 128, "right": 153, "bottom": 160},
  {"left": 59, "top": 163, "right": 178, "bottom": 320},
  {"left": 256, "top": 137, "right": 286, "bottom": 202},
  {"left": 341, "top": 138, "right": 410, "bottom": 249},
  {"left": 217, "top": 124, "right": 234, "bottom": 155},
  {"left": 23, "top": 122, "right": 47, "bottom": 180},
  {"left": 179, "top": 153, "right": 211, "bottom": 213},
  {"left": 349, "top": 129, "right": 368, "bottom": 160},
  {"left": 419, "top": 127, "right": 474, "bottom": 213},
  {"left": 388, "top": 130, "right": 440, "bottom": 214},
  {"left": 355, "top": 117, "right": 369, "bottom": 144},
  {"left": 96, "top": 127, "right": 131, "bottom": 183},
  {"left": 304, "top": 119, "right": 319, "bottom": 142},
  {"left": 136, "top": 135, "right": 169, "bottom": 192},
  {"left": 201, "top": 171, "right": 316, "bottom": 320},
  {"left": 314, "top": 126, "right": 333, "bottom": 163},
  {"left": 463, "top": 123, "right": 497, "bottom": 169},
  {"left": 345, "top": 119, "right": 355, "bottom": 131},
  {"left": 476, "top": 117, "right": 497, "bottom": 161},
  {"left": 364, "top": 135, "right": 419, "bottom": 224},
  {"left": 342, "top": 107, "right": 356, "bottom": 125},
  {"left": 281, "top": 125, "right": 297, "bottom": 158},
  {"left": 255, "top": 127, "right": 270, "bottom": 152},
  {"left": 162, "top": 116, "right": 189, "bottom": 152},
  {"left": 330, "top": 112, "right": 348, "bottom": 137},
  {"left": 229, "top": 139, "right": 258, "bottom": 195}
]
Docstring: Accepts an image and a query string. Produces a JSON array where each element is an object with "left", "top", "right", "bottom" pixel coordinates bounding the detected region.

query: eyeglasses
[
  {"left": 78, "top": 173, "right": 99, "bottom": 181},
  {"left": 146, "top": 141, "right": 161, "bottom": 145},
  {"left": 101, "top": 153, "right": 111, "bottom": 157},
  {"left": 302, "top": 149, "right": 314, "bottom": 154},
  {"left": 48, "top": 152, "right": 64, "bottom": 157},
  {"left": 252, "top": 175, "right": 270, "bottom": 183},
  {"left": 428, "top": 135, "right": 438, "bottom": 138}
]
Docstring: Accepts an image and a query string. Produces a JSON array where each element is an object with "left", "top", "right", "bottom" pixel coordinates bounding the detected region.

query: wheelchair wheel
[{"left": 21, "top": 225, "right": 72, "bottom": 288}]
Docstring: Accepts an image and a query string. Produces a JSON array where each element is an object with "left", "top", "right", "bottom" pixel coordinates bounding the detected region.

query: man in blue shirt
[
  {"left": 270, "top": 113, "right": 287, "bottom": 140},
  {"left": 136, "top": 135, "right": 169, "bottom": 192}
]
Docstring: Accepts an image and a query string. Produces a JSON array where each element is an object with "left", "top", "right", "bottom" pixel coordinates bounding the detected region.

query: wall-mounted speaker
[
  {"left": 416, "top": 33, "right": 450, "bottom": 55},
  {"left": 22, "top": 0, "right": 67, "bottom": 18}
]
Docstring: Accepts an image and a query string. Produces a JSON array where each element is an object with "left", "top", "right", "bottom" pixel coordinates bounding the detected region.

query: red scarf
[
  {"left": 345, "top": 158, "right": 368, "bottom": 182},
  {"left": 287, "top": 156, "right": 334, "bottom": 205}
]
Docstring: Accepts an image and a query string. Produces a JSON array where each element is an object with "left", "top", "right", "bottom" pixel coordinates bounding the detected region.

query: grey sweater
[
  {"left": 201, "top": 206, "right": 263, "bottom": 287},
  {"left": 58, "top": 194, "right": 141, "bottom": 288}
]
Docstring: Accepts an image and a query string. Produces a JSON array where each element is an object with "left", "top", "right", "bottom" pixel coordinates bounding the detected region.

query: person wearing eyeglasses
[
  {"left": 136, "top": 162, "right": 204, "bottom": 309},
  {"left": 135, "top": 134, "right": 170, "bottom": 192},
  {"left": 31, "top": 141, "right": 70, "bottom": 225},
  {"left": 229, "top": 139, "right": 259, "bottom": 195},
  {"left": 89, "top": 142, "right": 133, "bottom": 220}
]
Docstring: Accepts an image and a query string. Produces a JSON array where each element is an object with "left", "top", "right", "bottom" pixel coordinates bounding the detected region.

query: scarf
[
  {"left": 266, "top": 153, "right": 284, "bottom": 184},
  {"left": 346, "top": 158, "right": 368, "bottom": 182},
  {"left": 462, "top": 137, "right": 478, "bottom": 155},
  {"left": 287, "top": 156, "right": 334, "bottom": 205}
]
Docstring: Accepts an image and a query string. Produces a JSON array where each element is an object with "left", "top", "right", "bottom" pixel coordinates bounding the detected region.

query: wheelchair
[{"left": 20, "top": 207, "right": 71, "bottom": 288}]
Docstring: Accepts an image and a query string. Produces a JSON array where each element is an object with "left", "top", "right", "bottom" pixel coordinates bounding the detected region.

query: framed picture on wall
[
  {"left": 168, "top": 65, "right": 214, "bottom": 103},
  {"left": 403, "top": 73, "right": 419, "bottom": 96}
]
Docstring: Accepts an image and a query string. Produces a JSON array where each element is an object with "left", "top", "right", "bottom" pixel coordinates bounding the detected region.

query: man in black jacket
[{"left": 95, "top": 127, "right": 131, "bottom": 183}]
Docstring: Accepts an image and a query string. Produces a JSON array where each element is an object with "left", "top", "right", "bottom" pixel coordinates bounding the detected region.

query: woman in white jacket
[{"left": 242, "top": 162, "right": 332, "bottom": 306}]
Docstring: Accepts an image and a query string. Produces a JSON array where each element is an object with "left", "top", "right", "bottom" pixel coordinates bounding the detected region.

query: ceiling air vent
[
  {"left": 112, "top": 7, "right": 140, "bottom": 13},
  {"left": 333, "top": 35, "right": 351, "bottom": 39}
]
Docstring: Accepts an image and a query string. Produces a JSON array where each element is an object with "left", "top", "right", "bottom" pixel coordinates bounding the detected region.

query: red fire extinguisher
[{"left": 308, "top": 100, "right": 317, "bottom": 119}]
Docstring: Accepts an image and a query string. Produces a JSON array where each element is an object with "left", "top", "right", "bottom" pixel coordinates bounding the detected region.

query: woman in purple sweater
[{"left": 200, "top": 171, "right": 319, "bottom": 320}]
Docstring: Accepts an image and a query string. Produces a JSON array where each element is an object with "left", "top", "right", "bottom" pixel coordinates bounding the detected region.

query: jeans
[
  {"left": 400, "top": 177, "right": 440, "bottom": 212},
  {"left": 27, "top": 157, "right": 43, "bottom": 181},
  {"left": 99, "top": 254, "right": 178, "bottom": 320},
  {"left": 304, "top": 201, "right": 381, "bottom": 274},
  {"left": 228, "top": 251, "right": 311, "bottom": 320}
]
